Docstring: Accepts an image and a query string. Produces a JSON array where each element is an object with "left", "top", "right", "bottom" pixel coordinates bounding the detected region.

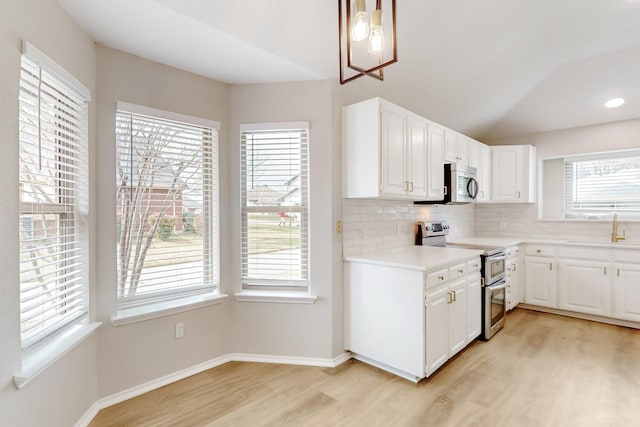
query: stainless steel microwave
[{"left": 415, "top": 163, "right": 479, "bottom": 205}]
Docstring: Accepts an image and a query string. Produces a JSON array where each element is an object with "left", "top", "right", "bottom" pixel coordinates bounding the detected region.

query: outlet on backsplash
[{"left": 499, "top": 221, "right": 507, "bottom": 230}]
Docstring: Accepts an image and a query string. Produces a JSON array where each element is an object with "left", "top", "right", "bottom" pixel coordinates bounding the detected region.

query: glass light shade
[
  {"left": 368, "top": 9, "right": 384, "bottom": 54},
  {"left": 351, "top": 0, "right": 369, "bottom": 41}
]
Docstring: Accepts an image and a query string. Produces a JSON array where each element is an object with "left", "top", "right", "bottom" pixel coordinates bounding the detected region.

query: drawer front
[
  {"left": 427, "top": 268, "right": 449, "bottom": 288},
  {"left": 506, "top": 245, "right": 520, "bottom": 258},
  {"left": 466, "top": 258, "right": 481, "bottom": 274},
  {"left": 524, "top": 244, "right": 557, "bottom": 257},
  {"left": 557, "top": 245, "right": 610, "bottom": 261},
  {"left": 448, "top": 262, "right": 467, "bottom": 280},
  {"left": 612, "top": 248, "right": 640, "bottom": 263}
]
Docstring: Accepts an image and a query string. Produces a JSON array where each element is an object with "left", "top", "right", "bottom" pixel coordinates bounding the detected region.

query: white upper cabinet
[
  {"left": 476, "top": 143, "right": 492, "bottom": 202},
  {"left": 426, "top": 122, "right": 445, "bottom": 200},
  {"left": 342, "top": 98, "right": 442, "bottom": 201},
  {"left": 380, "top": 101, "right": 409, "bottom": 197},
  {"left": 491, "top": 145, "right": 536, "bottom": 203},
  {"left": 444, "top": 130, "right": 469, "bottom": 165}
]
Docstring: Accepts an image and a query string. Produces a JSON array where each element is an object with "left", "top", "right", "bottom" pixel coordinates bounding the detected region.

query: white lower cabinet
[
  {"left": 346, "top": 255, "right": 481, "bottom": 381},
  {"left": 505, "top": 245, "right": 521, "bottom": 310},
  {"left": 558, "top": 259, "right": 610, "bottom": 316},
  {"left": 524, "top": 256, "right": 557, "bottom": 308},
  {"left": 612, "top": 264, "right": 640, "bottom": 322}
]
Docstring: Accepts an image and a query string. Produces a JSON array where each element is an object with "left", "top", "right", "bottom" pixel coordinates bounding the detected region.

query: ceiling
[{"left": 58, "top": 0, "right": 640, "bottom": 141}]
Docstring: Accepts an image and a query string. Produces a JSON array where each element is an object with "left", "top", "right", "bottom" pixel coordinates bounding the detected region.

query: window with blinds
[
  {"left": 565, "top": 150, "right": 640, "bottom": 219},
  {"left": 240, "top": 124, "right": 309, "bottom": 289},
  {"left": 116, "top": 104, "right": 219, "bottom": 308},
  {"left": 18, "top": 55, "right": 90, "bottom": 349}
]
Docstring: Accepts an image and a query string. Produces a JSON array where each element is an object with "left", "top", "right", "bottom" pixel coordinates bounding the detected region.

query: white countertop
[
  {"left": 448, "top": 237, "right": 524, "bottom": 248},
  {"left": 450, "top": 236, "right": 640, "bottom": 250},
  {"left": 344, "top": 245, "right": 483, "bottom": 272}
]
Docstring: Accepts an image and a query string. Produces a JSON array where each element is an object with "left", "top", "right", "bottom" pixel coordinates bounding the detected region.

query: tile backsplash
[
  {"left": 475, "top": 204, "right": 640, "bottom": 243},
  {"left": 342, "top": 200, "right": 640, "bottom": 258},
  {"left": 342, "top": 199, "right": 475, "bottom": 257}
]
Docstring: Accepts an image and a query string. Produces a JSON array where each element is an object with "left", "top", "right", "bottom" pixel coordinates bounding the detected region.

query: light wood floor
[{"left": 89, "top": 308, "right": 640, "bottom": 427}]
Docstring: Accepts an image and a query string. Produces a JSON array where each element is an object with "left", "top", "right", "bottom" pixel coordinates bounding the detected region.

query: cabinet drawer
[
  {"left": 426, "top": 268, "right": 449, "bottom": 288},
  {"left": 557, "top": 246, "right": 609, "bottom": 261},
  {"left": 506, "top": 245, "right": 520, "bottom": 258},
  {"left": 448, "top": 263, "right": 467, "bottom": 280},
  {"left": 466, "top": 259, "right": 481, "bottom": 274},
  {"left": 613, "top": 248, "right": 640, "bottom": 263},
  {"left": 524, "top": 244, "right": 557, "bottom": 257}
]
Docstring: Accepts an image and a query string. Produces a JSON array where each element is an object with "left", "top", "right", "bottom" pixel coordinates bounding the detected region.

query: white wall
[
  {"left": 94, "top": 46, "right": 232, "bottom": 397},
  {"left": 0, "top": 1, "right": 98, "bottom": 426},
  {"left": 477, "top": 118, "right": 640, "bottom": 243},
  {"left": 228, "top": 81, "right": 342, "bottom": 359}
]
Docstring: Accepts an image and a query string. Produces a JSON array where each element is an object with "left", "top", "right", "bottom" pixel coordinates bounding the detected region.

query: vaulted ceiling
[{"left": 58, "top": 0, "right": 640, "bottom": 140}]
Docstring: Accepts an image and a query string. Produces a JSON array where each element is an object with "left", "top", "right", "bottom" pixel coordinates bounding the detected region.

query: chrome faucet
[{"left": 612, "top": 213, "right": 626, "bottom": 243}]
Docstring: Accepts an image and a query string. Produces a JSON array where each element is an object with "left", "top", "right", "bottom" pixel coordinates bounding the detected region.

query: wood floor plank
[{"left": 89, "top": 308, "right": 640, "bottom": 427}]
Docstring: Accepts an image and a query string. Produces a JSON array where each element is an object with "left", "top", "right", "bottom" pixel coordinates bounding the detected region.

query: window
[
  {"left": 115, "top": 103, "right": 219, "bottom": 309},
  {"left": 18, "top": 53, "right": 90, "bottom": 349},
  {"left": 240, "top": 123, "right": 309, "bottom": 290},
  {"left": 564, "top": 150, "right": 640, "bottom": 219}
]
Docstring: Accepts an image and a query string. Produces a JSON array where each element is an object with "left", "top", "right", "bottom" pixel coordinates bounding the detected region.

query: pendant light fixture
[{"left": 338, "top": 0, "right": 397, "bottom": 84}]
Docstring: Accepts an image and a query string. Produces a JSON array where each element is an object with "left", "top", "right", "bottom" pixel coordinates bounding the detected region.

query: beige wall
[
  {"left": 228, "top": 81, "right": 342, "bottom": 359},
  {"left": 0, "top": 1, "right": 98, "bottom": 426},
  {"left": 94, "top": 45, "right": 232, "bottom": 397}
]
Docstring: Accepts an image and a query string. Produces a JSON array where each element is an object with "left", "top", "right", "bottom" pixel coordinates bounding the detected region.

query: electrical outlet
[
  {"left": 336, "top": 220, "right": 343, "bottom": 234},
  {"left": 499, "top": 221, "right": 507, "bottom": 230},
  {"left": 175, "top": 322, "right": 184, "bottom": 339}
]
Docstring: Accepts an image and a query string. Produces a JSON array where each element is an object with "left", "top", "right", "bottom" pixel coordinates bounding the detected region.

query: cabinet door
[
  {"left": 613, "top": 264, "right": 640, "bottom": 322},
  {"left": 476, "top": 144, "right": 492, "bottom": 202},
  {"left": 449, "top": 278, "right": 467, "bottom": 356},
  {"left": 558, "top": 259, "right": 610, "bottom": 316},
  {"left": 466, "top": 273, "right": 481, "bottom": 342},
  {"left": 425, "top": 284, "right": 450, "bottom": 376},
  {"left": 406, "top": 112, "right": 428, "bottom": 198},
  {"left": 427, "top": 123, "right": 445, "bottom": 200},
  {"left": 427, "top": 123, "right": 444, "bottom": 200},
  {"left": 456, "top": 134, "right": 470, "bottom": 166},
  {"left": 492, "top": 146, "right": 523, "bottom": 202},
  {"left": 380, "top": 102, "right": 407, "bottom": 196},
  {"left": 444, "top": 129, "right": 458, "bottom": 163},
  {"left": 524, "top": 256, "right": 557, "bottom": 308}
]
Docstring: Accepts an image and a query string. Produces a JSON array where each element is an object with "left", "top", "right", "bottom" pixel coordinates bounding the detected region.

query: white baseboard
[{"left": 75, "top": 351, "right": 352, "bottom": 427}]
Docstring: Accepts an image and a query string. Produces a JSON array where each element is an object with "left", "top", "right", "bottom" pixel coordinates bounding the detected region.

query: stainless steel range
[{"left": 416, "top": 221, "right": 507, "bottom": 340}]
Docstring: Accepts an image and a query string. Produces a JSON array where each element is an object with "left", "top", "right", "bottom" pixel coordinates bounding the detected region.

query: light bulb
[
  {"left": 350, "top": 0, "right": 369, "bottom": 41},
  {"left": 368, "top": 9, "right": 384, "bottom": 54}
]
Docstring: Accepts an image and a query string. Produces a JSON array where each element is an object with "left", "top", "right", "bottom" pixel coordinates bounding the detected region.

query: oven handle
[
  {"left": 488, "top": 282, "right": 507, "bottom": 291},
  {"left": 487, "top": 252, "right": 506, "bottom": 261}
]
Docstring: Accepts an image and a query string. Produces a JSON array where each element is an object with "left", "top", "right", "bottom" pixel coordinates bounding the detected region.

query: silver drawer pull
[
  {"left": 458, "top": 268, "right": 464, "bottom": 274},
  {"left": 438, "top": 275, "right": 445, "bottom": 281}
]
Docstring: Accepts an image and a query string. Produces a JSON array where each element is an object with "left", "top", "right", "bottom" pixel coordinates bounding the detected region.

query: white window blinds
[
  {"left": 18, "top": 55, "right": 90, "bottom": 349},
  {"left": 241, "top": 124, "right": 309, "bottom": 289},
  {"left": 565, "top": 151, "right": 640, "bottom": 218},
  {"left": 116, "top": 105, "right": 219, "bottom": 308}
]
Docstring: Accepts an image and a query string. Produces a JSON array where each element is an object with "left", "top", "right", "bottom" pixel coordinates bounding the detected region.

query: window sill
[
  {"left": 14, "top": 321, "right": 102, "bottom": 389},
  {"left": 234, "top": 290, "right": 318, "bottom": 304},
  {"left": 112, "top": 293, "right": 228, "bottom": 326}
]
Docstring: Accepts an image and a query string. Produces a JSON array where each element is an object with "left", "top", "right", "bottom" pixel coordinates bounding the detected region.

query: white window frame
[
  {"left": 564, "top": 149, "right": 640, "bottom": 220},
  {"left": 114, "top": 102, "right": 221, "bottom": 315},
  {"left": 240, "top": 122, "right": 310, "bottom": 292},
  {"left": 18, "top": 45, "right": 90, "bottom": 350},
  {"left": 15, "top": 42, "right": 101, "bottom": 388}
]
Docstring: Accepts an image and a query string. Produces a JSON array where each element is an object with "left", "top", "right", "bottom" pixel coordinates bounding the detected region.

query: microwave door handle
[{"left": 468, "top": 178, "right": 479, "bottom": 199}]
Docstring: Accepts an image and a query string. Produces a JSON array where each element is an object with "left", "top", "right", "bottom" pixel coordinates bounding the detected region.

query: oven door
[
  {"left": 485, "top": 252, "right": 506, "bottom": 284},
  {"left": 483, "top": 278, "right": 507, "bottom": 340}
]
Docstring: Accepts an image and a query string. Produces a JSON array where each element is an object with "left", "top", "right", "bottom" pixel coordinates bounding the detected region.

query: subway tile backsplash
[
  {"left": 475, "top": 204, "right": 640, "bottom": 243},
  {"left": 342, "top": 199, "right": 475, "bottom": 257},
  {"left": 342, "top": 200, "right": 640, "bottom": 258}
]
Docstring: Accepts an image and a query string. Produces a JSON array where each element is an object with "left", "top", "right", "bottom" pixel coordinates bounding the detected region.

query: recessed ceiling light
[{"left": 605, "top": 98, "right": 625, "bottom": 108}]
